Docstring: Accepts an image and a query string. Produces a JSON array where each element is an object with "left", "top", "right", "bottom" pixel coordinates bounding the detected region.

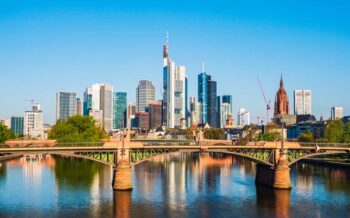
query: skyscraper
[
  {"left": 148, "top": 101, "right": 162, "bottom": 130},
  {"left": 190, "top": 97, "right": 202, "bottom": 128},
  {"left": 162, "top": 33, "right": 188, "bottom": 128},
  {"left": 136, "top": 80, "right": 155, "bottom": 112},
  {"left": 294, "top": 90, "right": 312, "bottom": 115},
  {"left": 198, "top": 67, "right": 220, "bottom": 128},
  {"left": 113, "top": 92, "right": 127, "bottom": 129},
  {"left": 331, "top": 106, "right": 344, "bottom": 120},
  {"left": 127, "top": 103, "right": 136, "bottom": 128},
  {"left": 76, "top": 98, "right": 82, "bottom": 115},
  {"left": 274, "top": 76, "right": 290, "bottom": 118},
  {"left": 24, "top": 102, "right": 44, "bottom": 139},
  {"left": 222, "top": 95, "right": 233, "bottom": 114},
  {"left": 221, "top": 103, "right": 231, "bottom": 128},
  {"left": 11, "top": 117, "right": 24, "bottom": 136},
  {"left": 84, "top": 83, "right": 114, "bottom": 132},
  {"left": 56, "top": 92, "right": 77, "bottom": 121}
]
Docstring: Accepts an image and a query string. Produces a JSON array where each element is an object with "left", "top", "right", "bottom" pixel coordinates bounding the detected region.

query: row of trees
[{"left": 0, "top": 124, "right": 15, "bottom": 143}]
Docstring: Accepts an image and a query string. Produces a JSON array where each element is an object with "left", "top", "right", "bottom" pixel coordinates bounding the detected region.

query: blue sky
[{"left": 0, "top": 0, "right": 349, "bottom": 124}]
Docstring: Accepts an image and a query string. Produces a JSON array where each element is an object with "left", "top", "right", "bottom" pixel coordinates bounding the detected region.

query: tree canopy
[
  {"left": 255, "top": 132, "right": 282, "bottom": 142},
  {"left": 0, "top": 124, "right": 15, "bottom": 143},
  {"left": 48, "top": 115, "right": 107, "bottom": 142},
  {"left": 204, "top": 128, "right": 225, "bottom": 140}
]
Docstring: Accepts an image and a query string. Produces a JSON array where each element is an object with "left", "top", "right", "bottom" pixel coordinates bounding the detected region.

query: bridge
[{"left": 0, "top": 132, "right": 349, "bottom": 190}]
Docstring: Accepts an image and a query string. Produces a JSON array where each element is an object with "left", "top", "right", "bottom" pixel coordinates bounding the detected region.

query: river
[{"left": 0, "top": 152, "right": 349, "bottom": 217}]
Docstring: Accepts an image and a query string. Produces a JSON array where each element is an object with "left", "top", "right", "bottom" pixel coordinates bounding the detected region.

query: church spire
[{"left": 280, "top": 74, "right": 284, "bottom": 88}]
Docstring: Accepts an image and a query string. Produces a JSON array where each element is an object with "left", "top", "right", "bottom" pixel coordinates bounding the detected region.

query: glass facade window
[{"left": 113, "top": 92, "right": 127, "bottom": 129}]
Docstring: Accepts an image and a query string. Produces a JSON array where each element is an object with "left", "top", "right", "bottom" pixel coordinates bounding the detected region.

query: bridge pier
[
  {"left": 112, "top": 159, "right": 133, "bottom": 191},
  {"left": 256, "top": 151, "right": 291, "bottom": 190}
]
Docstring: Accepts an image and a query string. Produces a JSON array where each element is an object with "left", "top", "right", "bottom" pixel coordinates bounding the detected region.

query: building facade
[
  {"left": 237, "top": 108, "right": 250, "bottom": 126},
  {"left": 148, "top": 101, "right": 162, "bottom": 130},
  {"left": 76, "top": 98, "right": 82, "bottom": 115},
  {"left": 56, "top": 92, "right": 77, "bottom": 121},
  {"left": 113, "top": 92, "right": 127, "bottom": 129},
  {"left": 221, "top": 103, "right": 231, "bottom": 128},
  {"left": 136, "top": 80, "right": 155, "bottom": 113},
  {"left": 162, "top": 35, "right": 188, "bottom": 128},
  {"left": 11, "top": 117, "right": 24, "bottom": 136},
  {"left": 100, "top": 84, "right": 114, "bottom": 132},
  {"left": 24, "top": 102, "right": 44, "bottom": 139},
  {"left": 294, "top": 90, "right": 312, "bottom": 115},
  {"left": 190, "top": 97, "right": 202, "bottom": 128},
  {"left": 135, "top": 112, "right": 149, "bottom": 131},
  {"left": 331, "top": 106, "right": 344, "bottom": 120},
  {"left": 83, "top": 88, "right": 92, "bottom": 115}
]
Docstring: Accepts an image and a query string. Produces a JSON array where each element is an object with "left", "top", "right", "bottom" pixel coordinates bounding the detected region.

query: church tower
[{"left": 274, "top": 76, "right": 290, "bottom": 118}]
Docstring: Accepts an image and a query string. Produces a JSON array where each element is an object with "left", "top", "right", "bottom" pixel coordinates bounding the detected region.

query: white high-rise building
[
  {"left": 331, "top": 106, "right": 344, "bottom": 120},
  {"left": 221, "top": 103, "right": 231, "bottom": 128},
  {"left": 162, "top": 33, "right": 188, "bottom": 128},
  {"left": 136, "top": 80, "right": 155, "bottom": 112},
  {"left": 237, "top": 108, "right": 250, "bottom": 126},
  {"left": 294, "top": 90, "right": 312, "bottom": 115},
  {"left": 85, "top": 83, "right": 114, "bottom": 132},
  {"left": 24, "top": 102, "right": 44, "bottom": 139}
]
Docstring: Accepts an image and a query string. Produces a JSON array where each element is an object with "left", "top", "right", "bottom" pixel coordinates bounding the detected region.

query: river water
[{"left": 0, "top": 152, "right": 349, "bottom": 217}]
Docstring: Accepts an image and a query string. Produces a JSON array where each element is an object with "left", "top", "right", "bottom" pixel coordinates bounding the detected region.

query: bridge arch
[{"left": 288, "top": 150, "right": 349, "bottom": 167}]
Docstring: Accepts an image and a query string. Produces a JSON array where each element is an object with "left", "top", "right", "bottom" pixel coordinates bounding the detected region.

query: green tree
[
  {"left": 324, "top": 120, "right": 344, "bottom": 143},
  {"left": 341, "top": 122, "right": 350, "bottom": 143},
  {"left": 298, "top": 131, "right": 314, "bottom": 142},
  {"left": 49, "top": 115, "right": 107, "bottom": 142},
  {"left": 255, "top": 132, "right": 281, "bottom": 142},
  {"left": 204, "top": 128, "right": 225, "bottom": 140},
  {"left": 0, "top": 124, "right": 15, "bottom": 143}
]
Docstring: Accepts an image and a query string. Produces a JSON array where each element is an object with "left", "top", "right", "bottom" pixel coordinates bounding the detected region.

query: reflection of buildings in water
[
  {"left": 256, "top": 185, "right": 291, "bottom": 218},
  {"left": 113, "top": 191, "right": 131, "bottom": 218}
]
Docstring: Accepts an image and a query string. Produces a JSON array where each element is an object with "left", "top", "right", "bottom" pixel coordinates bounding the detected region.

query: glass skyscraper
[
  {"left": 56, "top": 92, "right": 77, "bottom": 121},
  {"left": 136, "top": 80, "right": 155, "bottom": 113},
  {"left": 11, "top": 117, "right": 24, "bottom": 136},
  {"left": 113, "top": 92, "right": 127, "bottom": 129},
  {"left": 198, "top": 72, "right": 209, "bottom": 124}
]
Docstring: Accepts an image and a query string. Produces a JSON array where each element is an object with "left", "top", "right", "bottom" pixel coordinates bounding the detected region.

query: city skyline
[{"left": 1, "top": 1, "right": 350, "bottom": 124}]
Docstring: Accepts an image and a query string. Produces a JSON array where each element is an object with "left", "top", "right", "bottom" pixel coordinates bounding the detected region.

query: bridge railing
[
  {"left": 299, "top": 142, "right": 350, "bottom": 148},
  {"left": 56, "top": 142, "right": 104, "bottom": 147}
]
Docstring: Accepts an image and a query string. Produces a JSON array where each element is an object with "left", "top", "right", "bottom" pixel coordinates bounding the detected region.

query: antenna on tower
[
  {"left": 202, "top": 61, "right": 205, "bottom": 73},
  {"left": 166, "top": 31, "right": 169, "bottom": 44}
]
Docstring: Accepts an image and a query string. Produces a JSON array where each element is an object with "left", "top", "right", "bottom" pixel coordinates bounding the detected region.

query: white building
[
  {"left": 24, "top": 102, "right": 44, "bottom": 139},
  {"left": 237, "top": 108, "right": 250, "bottom": 126},
  {"left": 85, "top": 83, "right": 114, "bottom": 132},
  {"left": 190, "top": 97, "right": 202, "bottom": 127},
  {"left": 221, "top": 103, "right": 231, "bottom": 128},
  {"left": 162, "top": 34, "right": 188, "bottom": 128},
  {"left": 294, "top": 90, "right": 312, "bottom": 115},
  {"left": 331, "top": 106, "right": 344, "bottom": 120}
]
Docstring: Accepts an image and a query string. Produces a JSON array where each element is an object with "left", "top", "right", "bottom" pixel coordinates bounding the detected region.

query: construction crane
[
  {"left": 257, "top": 78, "right": 271, "bottom": 125},
  {"left": 251, "top": 116, "right": 266, "bottom": 126},
  {"left": 25, "top": 99, "right": 37, "bottom": 109}
]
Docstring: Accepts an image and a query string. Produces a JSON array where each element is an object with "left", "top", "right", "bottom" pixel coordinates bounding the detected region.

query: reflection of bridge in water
[{"left": 0, "top": 133, "right": 349, "bottom": 191}]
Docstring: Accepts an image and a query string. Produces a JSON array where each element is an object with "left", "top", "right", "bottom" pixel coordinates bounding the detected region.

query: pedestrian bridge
[{"left": 0, "top": 142, "right": 349, "bottom": 190}]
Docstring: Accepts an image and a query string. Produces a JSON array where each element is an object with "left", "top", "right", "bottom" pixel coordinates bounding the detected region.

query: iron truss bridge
[{"left": 0, "top": 146, "right": 348, "bottom": 167}]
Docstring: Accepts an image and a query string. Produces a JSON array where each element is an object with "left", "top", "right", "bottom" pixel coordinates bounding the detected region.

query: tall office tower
[
  {"left": 136, "top": 80, "right": 156, "bottom": 113},
  {"left": 208, "top": 80, "right": 219, "bottom": 128},
  {"left": 221, "top": 103, "right": 231, "bottom": 128},
  {"left": 56, "top": 92, "right": 77, "bottom": 121},
  {"left": 237, "top": 108, "right": 251, "bottom": 126},
  {"left": 331, "top": 106, "right": 344, "bottom": 120},
  {"left": 76, "top": 98, "right": 82, "bottom": 115},
  {"left": 83, "top": 88, "right": 92, "bottom": 115},
  {"left": 162, "top": 33, "right": 188, "bottom": 128},
  {"left": 11, "top": 117, "right": 24, "bottom": 136},
  {"left": 100, "top": 84, "right": 114, "bottom": 132},
  {"left": 24, "top": 102, "right": 44, "bottom": 139},
  {"left": 113, "top": 92, "right": 127, "bottom": 129},
  {"left": 222, "top": 95, "right": 233, "bottom": 114},
  {"left": 198, "top": 72, "right": 209, "bottom": 124},
  {"left": 294, "top": 90, "right": 312, "bottom": 115},
  {"left": 274, "top": 76, "right": 290, "bottom": 117},
  {"left": 190, "top": 97, "right": 202, "bottom": 128},
  {"left": 84, "top": 83, "right": 114, "bottom": 132},
  {"left": 148, "top": 101, "right": 162, "bottom": 130}
]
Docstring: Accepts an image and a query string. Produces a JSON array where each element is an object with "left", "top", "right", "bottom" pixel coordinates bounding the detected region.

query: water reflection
[{"left": 113, "top": 191, "right": 131, "bottom": 218}]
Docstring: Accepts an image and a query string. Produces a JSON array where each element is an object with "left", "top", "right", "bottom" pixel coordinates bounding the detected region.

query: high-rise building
[
  {"left": 222, "top": 95, "right": 233, "bottom": 114},
  {"left": 198, "top": 66, "right": 220, "bottom": 127},
  {"left": 11, "top": 117, "right": 24, "bottom": 136},
  {"left": 127, "top": 103, "right": 136, "bottom": 128},
  {"left": 190, "top": 97, "right": 202, "bottom": 128},
  {"left": 76, "top": 98, "right": 82, "bottom": 115},
  {"left": 221, "top": 103, "right": 231, "bottom": 128},
  {"left": 24, "top": 102, "right": 44, "bottom": 139},
  {"left": 113, "top": 92, "right": 127, "bottom": 129},
  {"left": 148, "top": 101, "right": 162, "bottom": 130},
  {"left": 162, "top": 34, "right": 188, "bottom": 128},
  {"left": 331, "top": 106, "right": 344, "bottom": 120},
  {"left": 56, "top": 92, "right": 77, "bottom": 121},
  {"left": 136, "top": 80, "right": 155, "bottom": 113},
  {"left": 274, "top": 76, "right": 290, "bottom": 118},
  {"left": 84, "top": 83, "right": 114, "bottom": 132},
  {"left": 237, "top": 108, "right": 250, "bottom": 126},
  {"left": 294, "top": 90, "right": 312, "bottom": 115}
]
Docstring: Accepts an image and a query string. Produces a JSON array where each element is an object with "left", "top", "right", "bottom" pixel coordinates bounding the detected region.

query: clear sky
[{"left": 0, "top": 0, "right": 349, "bottom": 124}]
